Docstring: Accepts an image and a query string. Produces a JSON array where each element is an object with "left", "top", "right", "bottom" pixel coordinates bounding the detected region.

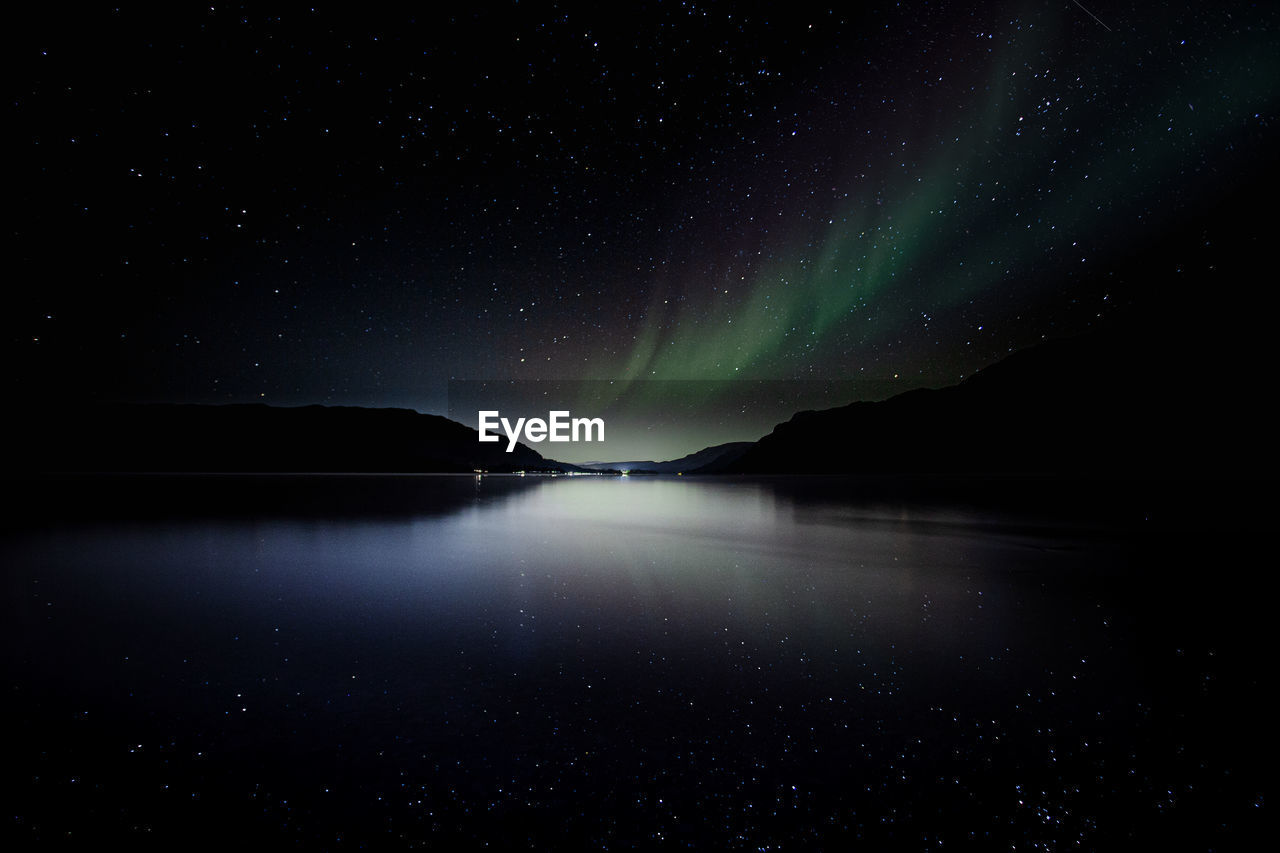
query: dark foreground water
[{"left": 3, "top": 475, "right": 1268, "bottom": 849}]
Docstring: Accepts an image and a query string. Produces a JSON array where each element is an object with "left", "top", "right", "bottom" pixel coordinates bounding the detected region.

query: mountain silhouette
[
  {"left": 580, "top": 441, "right": 753, "bottom": 474},
  {"left": 723, "top": 331, "right": 1267, "bottom": 477},
  {"left": 16, "top": 323, "right": 1270, "bottom": 479},
  {"left": 21, "top": 403, "right": 580, "bottom": 473}
]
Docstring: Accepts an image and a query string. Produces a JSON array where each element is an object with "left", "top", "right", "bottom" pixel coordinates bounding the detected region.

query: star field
[
  {"left": 6, "top": 6, "right": 1277, "bottom": 847},
  {"left": 9, "top": 2, "right": 1278, "bottom": 427}
]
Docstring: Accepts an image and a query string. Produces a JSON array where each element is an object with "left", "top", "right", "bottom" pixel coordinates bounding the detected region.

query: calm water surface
[{"left": 4, "top": 475, "right": 1266, "bottom": 849}]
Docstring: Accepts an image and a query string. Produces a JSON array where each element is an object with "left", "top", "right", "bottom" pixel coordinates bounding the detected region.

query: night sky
[{"left": 10, "top": 2, "right": 1278, "bottom": 457}]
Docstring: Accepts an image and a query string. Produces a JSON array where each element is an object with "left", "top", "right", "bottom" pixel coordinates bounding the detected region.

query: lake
[{"left": 3, "top": 474, "right": 1266, "bottom": 849}]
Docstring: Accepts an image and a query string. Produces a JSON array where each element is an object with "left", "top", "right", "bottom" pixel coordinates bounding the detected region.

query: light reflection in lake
[{"left": 3, "top": 475, "right": 1265, "bottom": 849}]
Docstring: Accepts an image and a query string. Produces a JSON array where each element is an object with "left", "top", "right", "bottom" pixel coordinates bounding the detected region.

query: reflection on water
[{"left": 3, "top": 475, "right": 1266, "bottom": 849}]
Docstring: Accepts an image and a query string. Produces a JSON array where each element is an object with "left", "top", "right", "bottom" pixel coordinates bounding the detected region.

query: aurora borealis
[
  {"left": 7, "top": 5, "right": 1278, "bottom": 847},
  {"left": 9, "top": 2, "right": 1278, "bottom": 458},
  {"left": 607, "top": 20, "right": 1278, "bottom": 384}
]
